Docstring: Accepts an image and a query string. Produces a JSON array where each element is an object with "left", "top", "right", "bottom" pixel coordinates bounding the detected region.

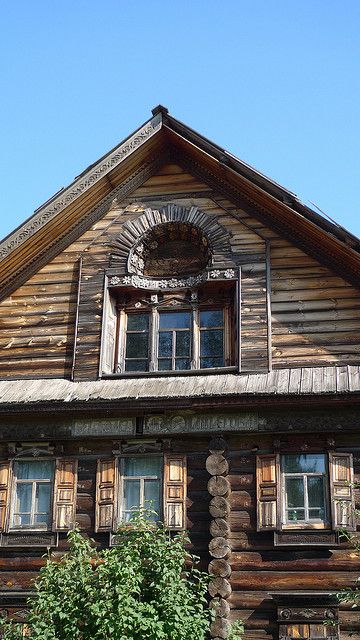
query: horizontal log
[
  {"left": 209, "top": 437, "right": 228, "bottom": 454},
  {"left": 210, "top": 519, "right": 230, "bottom": 538},
  {"left": 209, "top": 559, "right": 232, "bottom": 578},
  {"left": 208, "top": 476, "right": 231, "bottom": 497},
  {"left": 230, "top": 550, "right": 360, "bottom": 571},
  {"left": 209, "top": 497, "right": 231, "bottom": 519},
  {"left": 209, "top": 537, "right": 231, "bottom": 559},
  {"left": 206, "top": 454, "right": 229, "bottom": 477},
  {"left": 0, "top": 572, "right": 38, "bottom": 590},
  {"left": 208, "top": 577, "right": 232, "bottom": 598},
  {"left": 231, "top": 571, "right": 358, "bottom": 590},
  {"left": 210, "top": 597, "right": 231, "bottom": 618},
  {"left": 210, "top": 616, "right": 230, "bottom": 639}
]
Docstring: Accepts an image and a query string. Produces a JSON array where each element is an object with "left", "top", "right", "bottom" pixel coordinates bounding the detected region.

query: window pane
[
  {"left": 158, "top": 332, "right": 173, "bottom": 357},
  {"left": 127, "top": 314, "right": 149, "bottom": 331},
  {"left": 35, "top": 484, "right": 51, "bottom": 515},
  {"left": 125, "top": 360, "right": 148, "bottom": 372},
  {"left": 175, "top": 358, "right": 191, "bottom": 370},
  {"left": 282, "top": 454, "right": 326, "bottom": 474},
  {"left": 13, "top": 514, "right": 30, "bottom": 527},
  {"left": 144, "top": 480, "right": 161, "bottom": 518},
  {"left": 200, "top": 329, "right": 224, "bottom": 357},
  {"left": 159, "top": 312, "right": 191, "bottom": 329},
  {"left": 15, "top": 484, "right": 32, "bottom": 514},
  {"left": 286, "top": 477, "right": 305, "bottom": 508},
  {"left": 200, "top": 310, "right": 223, "bottom": 327},
  {"left": 287, "top": 509, "right": 305, "bottom": 523},
  {"left": 126, "top": 333, "right": 148, "bottom": 359},
  {"left": 175, "top": 331, "right": 191, "bottom": 357},
  {"left": 124, "top": 480, "right": 140, "bottom": 519},
  {"left": 15, "top": 461, "right": 53, "bottom": 480},
  {"left": 200, "top": 357, "right": 224, "bottom": 369},
  {"left": 124, "top": 457, "right": 162, "bottom": 477},
  {"left": 158, "top": 359, "right": 172, "bottom": 371},
  {"left": 308, "top": 476, "right": 325, "bottom": 509}
]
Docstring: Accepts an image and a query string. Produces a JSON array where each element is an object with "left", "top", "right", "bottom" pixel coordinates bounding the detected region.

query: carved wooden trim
[
  {"left": 0, "top": 115, "right": 162, "bottom": 261},
  {"left": 176, "top": 151, "right": 360, "bottom": 287},
  {"left": 0, "top": 155, "right": 167, "bottom": 302},
  {"left": 109, "top": 203, "right": 233, "bottom": 275}
]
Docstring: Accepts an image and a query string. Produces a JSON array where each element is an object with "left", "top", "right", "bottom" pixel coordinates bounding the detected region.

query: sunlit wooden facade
[{"left": 0, "top": 106, "right": 359, "bottom": 639}]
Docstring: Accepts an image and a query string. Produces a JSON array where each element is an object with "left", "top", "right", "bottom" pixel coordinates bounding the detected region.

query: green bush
[{"left": 1, "top": 514, "right": 211, "bottom": 640}]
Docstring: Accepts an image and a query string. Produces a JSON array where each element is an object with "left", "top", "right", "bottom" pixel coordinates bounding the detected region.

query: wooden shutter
[
  {"left": 256, "top": 454, "right": 279, "bottom": 531},
  {"left": 329, "top": 452, "right": 355, "bottom": 531},
  {"left": 0, "top": 461, "right": 11, "bottom": 532},
  {"left": 53, "top": 459, "right": 78, "bottom": 531},
  {"left": 95, "top": 458, "right": 118, "bottom": 532},
  {"left": 100, "top": 288, "right": 117, "bottom": 374},
  {"left": 164, "top": 454, "right": 187, "bottom": 530}
]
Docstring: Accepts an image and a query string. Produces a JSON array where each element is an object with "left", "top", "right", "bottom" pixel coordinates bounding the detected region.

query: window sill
[
  {"left": 274, "top": 530, "right": 338, "bottom": 547},
  {"left": 102, "top": 366, "right": 237, "bottom": 379},
  {"left": 282, "top": 523, "right": 331, "bottom": 530},
  {"left": 1, "top": 532, "right": 58, "bottom": 547}
]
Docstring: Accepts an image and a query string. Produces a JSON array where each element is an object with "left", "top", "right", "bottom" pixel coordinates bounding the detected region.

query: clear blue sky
[{"left": 1, "top": 1, "right": 359, "bottom": 242}]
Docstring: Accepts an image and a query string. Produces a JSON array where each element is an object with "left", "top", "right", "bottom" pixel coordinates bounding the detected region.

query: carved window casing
[
  {"left": 256, "top": 452, "right": 355, "bottom": 534},
  {"left": 0, "top": 453, "right": 77, "bottom": 538},
  {"left": 275, "top": 595, "right": 339, "bottom": 640},
  {"left": 95, "top": 452, "right": 187, "bottom": 534}
]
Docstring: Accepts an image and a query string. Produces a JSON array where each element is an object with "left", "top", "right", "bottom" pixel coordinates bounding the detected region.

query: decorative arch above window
[
  {"left": 128, "top": 221, "right": 211, "bottom": 277},
  {"left": 109, "top": 203, "right": 232, "bottom": 275}
]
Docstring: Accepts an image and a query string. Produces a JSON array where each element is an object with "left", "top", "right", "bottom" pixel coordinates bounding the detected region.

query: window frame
[
  {"left": 116, "top": 302, "right": 232, "bottom": 375},
  {"left": 280, "top": 454, "right": 330, "bottom": 530},
  {"left": 9, "top": 459, "right": 55, "bottom": 533},
  {"left": 117, "top": 455, "right": 163, "bottom": 523}
]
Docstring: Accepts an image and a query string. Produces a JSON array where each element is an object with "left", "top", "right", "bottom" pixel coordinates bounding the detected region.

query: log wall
[{"left": 0, "top": 162, "right": 359, "bottom": 379}]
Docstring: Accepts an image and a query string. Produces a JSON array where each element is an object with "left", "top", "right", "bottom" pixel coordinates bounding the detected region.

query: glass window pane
[
  {"left": 144, "top": 480, "right": 161, "bottom": 518},
  {"left": 200, "top": 310, "right": 223, "bottom": 327},
  {"left": 15, "top": 484, "right": 32, "bottom": 514},
  {"left": 126, "top": 333, "right": 148, "bottom": 359},
  {"left": 125, "top": 359, "right": 148, "bottom": 372},
  {"left": 287, "top": 508, "right": 305, "bottom": 523},
  {"left": 282, "top": 454, "right": 326, "bottom": 474},
  {"left": 285, "top": 477, "right": 305, "bottom": 508},
  {"left": 13, "top": 514, "right": 30, "bottom": 527},
  {"left": 200, "top": 329, "right": 224, "bottom": 357},
  {"left": 35, "top": 484, "right": 51, "bottom": 515},
  {"left": 158, "top": 359, "right": 172, "bottom": 371},
  {"left": 308, "top": 476, "right": 325, "bottom": 509},
  {"left": 200, "top": 357, "right": 224, "bottom": 369},
  {"left": 175, "top": 358, "right": 191, "bottom": 370},
  {"left": 158, "top": 332, "right": 173, "bottom": 357},
  {"left": 124, "top": 457, "right": 162, "bottom": 477},
  {"left": 15, "top": 461, "right": 53, "bottom": 480},
  {"left": 175, "top": 331, "right": 190, "bottom": 357},
  {"left": 127, "top": 314, "right": 149, "bottom": 331},
  {"left": 159, "top": 312, "right": 191, "bottom": 329},
  {"left": 124, "top": 480, "right": 140, "bottom": 517}
]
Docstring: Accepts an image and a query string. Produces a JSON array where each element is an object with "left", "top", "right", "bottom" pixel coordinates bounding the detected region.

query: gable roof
[{"left": 0, "top": 105, "right": 359, "bottom": 301}]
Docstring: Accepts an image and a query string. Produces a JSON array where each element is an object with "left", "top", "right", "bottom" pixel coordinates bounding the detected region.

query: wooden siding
[
  {"left": 0, "top": 430, "right": 359, "bottom": 638},
  {"left": 0, "top": 162, "right": 359, "bottom": 380}
]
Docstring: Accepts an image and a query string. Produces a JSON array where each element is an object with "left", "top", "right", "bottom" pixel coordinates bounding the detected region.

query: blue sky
[{"left": 0, "top": 1, "right": 359, "bottom": 242}]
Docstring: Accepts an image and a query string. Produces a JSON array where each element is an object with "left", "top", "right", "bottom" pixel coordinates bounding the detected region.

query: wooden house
[{"left": 0, "top": 105, "right": 359, "bottom": 639}]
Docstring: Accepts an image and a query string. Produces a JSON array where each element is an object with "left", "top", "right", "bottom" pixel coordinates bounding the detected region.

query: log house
[{"left": 0, "top": 106, "right": 359, "bottom": 639}]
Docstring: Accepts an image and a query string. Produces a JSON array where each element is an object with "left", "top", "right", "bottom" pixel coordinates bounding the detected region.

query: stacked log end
[{"left": 207, "top": 436, "right": 231, "bottom": 640}]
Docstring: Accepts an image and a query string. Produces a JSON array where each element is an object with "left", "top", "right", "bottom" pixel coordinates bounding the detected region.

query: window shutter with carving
[
  {"left": 0, "top": 461, "right": 11, "bottom": 532},
  {"left": 100, "top": 287, "right": 117, "bottom": 374},
  {"left": 53, "top": 459, "right": 78, "bottom": 532},
  {"left": 95, "top": 458, "right": 118, "bottom": 532},
  {"left": 328, "top": 452, "right": 355, "bottom": 531},
  {"left": 256, "top": 454, "right": 279, "bottom": 531},
  {"left": 163, "top": 454, "right": 187, "bottom": 530}
]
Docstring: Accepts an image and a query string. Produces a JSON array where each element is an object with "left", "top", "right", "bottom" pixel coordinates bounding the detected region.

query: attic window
[{"left": 128, "top": 222, "right": 211, "bottom": 277}]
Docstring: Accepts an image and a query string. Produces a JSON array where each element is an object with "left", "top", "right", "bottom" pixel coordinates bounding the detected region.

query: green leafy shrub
[{"left": 1, "top": 514, "right": 211, "bottom": 640}]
